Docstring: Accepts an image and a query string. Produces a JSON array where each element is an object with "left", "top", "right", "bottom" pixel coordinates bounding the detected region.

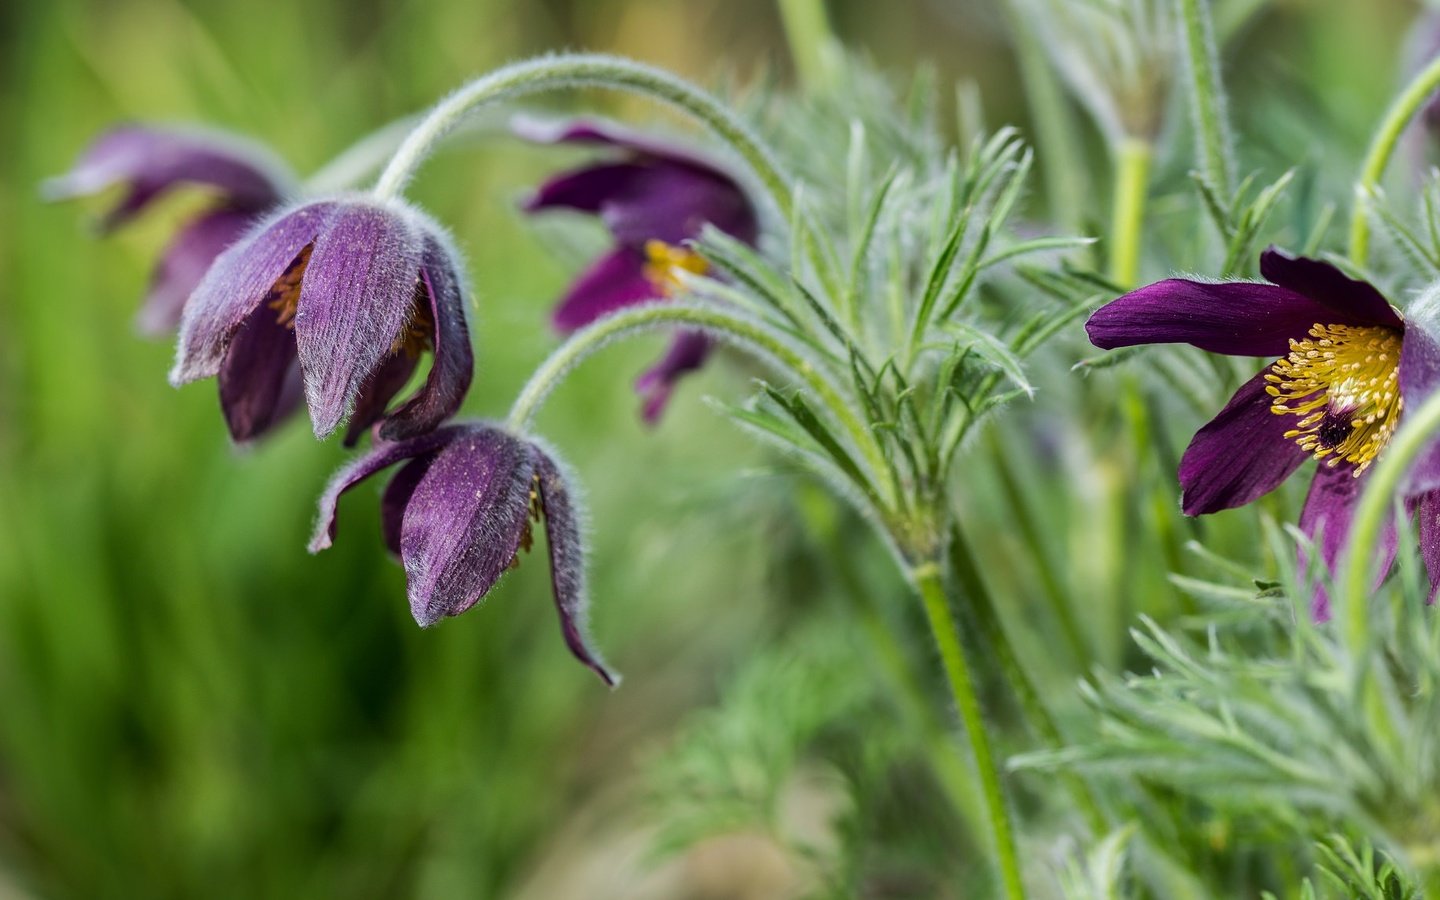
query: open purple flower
[
  {"left": 310, "top": 422, "right": 615, "bottom": 686},
  {"left": 515, "top": 116, "right": 760, "bottom": 423},
  {"left": 44, "top": 125, "right": 296, "bottom": 334},
  {"left": 1086, "top": 248, "right": 1440, "bottom": 618},
  {"left": 170, "top": 197, "right": 473, "bottom": 444}
]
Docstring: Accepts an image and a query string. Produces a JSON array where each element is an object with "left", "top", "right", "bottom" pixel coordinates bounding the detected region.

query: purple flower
[
  {"left": 169, "top": 197, "right": 474, "bottom": 444},
  {"left": 1086, "top": 248, "right": 1440, "bottom": 618},
  {"left": 309, "top": 422, "right": 616, "bottom": 686},
  {"left": 44, "top": 126, "right": 296, "bottom": 335},
  {"left": 515, "top": 116, "right": 760, "bottom": 423}
]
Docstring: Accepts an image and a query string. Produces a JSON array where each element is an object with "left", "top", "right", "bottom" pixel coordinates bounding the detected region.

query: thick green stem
[
  {"left": 1176, "top": 0, "right": 1234, "bottom": 197},
  {"left": 372, "top": 54, "right": 793, "bottom": 223},
  {"left": 1108, "top": 138, "right": 1152, "bottom": 288},
  {"left": 912, "top": 561, "right": 1027, "bottom": 900},
  {"left": 1348, "top": 55, "right": 1440, "bottom": 265},
  {"left": 777, "top": 0, "right": 840, "bottom": 92},
  {"left": 505, "top": 302, "right": 891, "bottom": 506}
]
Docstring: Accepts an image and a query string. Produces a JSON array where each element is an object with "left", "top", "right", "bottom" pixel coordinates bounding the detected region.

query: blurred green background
[{"left": 0, "top": 0, "right": 1432, "bottom": 897}]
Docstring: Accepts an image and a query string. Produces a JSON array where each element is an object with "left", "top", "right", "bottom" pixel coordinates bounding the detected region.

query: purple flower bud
[
  {"left": 44, "top": 126, "right": 296, "bottom": 335},
  {"left": 310, "top": 423, "right": 616, "bottom": 686},
  {"left": 515, "top": 116, "right": 760, "bottom": 423},
  {"left": 169, "top": 197, "right": 474, "bottom": 444}
]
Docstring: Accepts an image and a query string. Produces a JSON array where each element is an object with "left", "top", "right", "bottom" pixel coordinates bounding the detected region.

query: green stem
[
  {"left": 505, "top": 302, "right": 891, "bottom": 506},
  {"left": 1107, "top": 138, "right": 1152, "bottom": 288},
  {"left": 1176, "top": 0, "right": 1234, "bottom": 197},
  {"left": 1348, "top": 55, "right": 1440, "bottom": 265},
  {"left": 777, "top": 0, "right": 840, "bottom": 92},
  {"left": 912, "top": 561, "right": 1027, "bottom": 900},
  {"left": 371, "top": 53, "right": 793, "bottom": 223}
]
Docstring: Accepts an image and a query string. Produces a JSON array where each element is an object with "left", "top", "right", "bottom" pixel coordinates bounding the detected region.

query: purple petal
[
  {"left": 635, "top": 331, "right": 712, "bottom": 424},
  {"left": 1299, "top": 463, "right": 1398, "bottom": 621},
  {"left": 1400, "top": 313, "right": 1440, "bottom": 496},
  {"left": 552, "top": 247, "right": 658, "bottom": 333},
  {"left": 218, "top": 302, "right": 300, "bottom": 442},
  {"left": 601, "top": 164, "right": 758, "bottom": 247},
  {"left": 1178, "top": 369, "right": 1311, "bottom": 515},
  {"left": 308, "top": 425, "right": 463, "bottom": 554},
  {"left": 533, "top": 445, "right": 617, "bottom": 686},
  {"left": 399, "top": 426, "right": 536, "bottom": 626},
  {"left": 378, "top": 232, "right": 474, "bottom": 441},
  {"left": 522, "top": 161, "right": 650, "bottom": 215},
  {"left": 343, "top": 351, "right": 420, "bottom": 447},
  {"left": 294, "top": 202, "right": 423, "bottom": 439},
  {"left": 171, "top": 201, "right": 333, "bottom": 385},
  {"left": 512, "top": 114, "right": 731, "bottom": 175},
  {"left": 1259, "top": 248, "right": 1404, "bottom": 330},
  {"left": 45, "top": 125, "right": 292, "bottom": 228},
  {"left": 1087, "top": 280, "right": 1351, "bottom": 357},
  {"left": 138, "top": 208, "right": 256, "bottom": 336},
  {"left": 381, "top": 456, "right": 434, "bottom": 558},
  {"left": 1415, "top": 489, "right": 1440, "bottom": 604}
]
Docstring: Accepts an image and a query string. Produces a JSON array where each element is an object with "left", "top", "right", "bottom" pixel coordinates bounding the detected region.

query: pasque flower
[
  {"left": 44, "top": 125, "right": 296, "bottom": 335},
  {"left": 310, "top": 422, "right": 615, "bottom": 685},
  {"left": 516, "top": 116, "right": 760, "bottom": 423},
  {"left": 1086, "top": 248, "right": 1440, "bottom": 617},
  {"left": 169, "top": 197, "right": 473, "bottom": 444}
]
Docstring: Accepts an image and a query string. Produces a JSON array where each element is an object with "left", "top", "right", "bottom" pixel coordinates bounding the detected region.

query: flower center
[
  {"left": 266, "top": 245, "right": 312, "bottom": 329},
  {"left": 508, "top": 474, "right": 544, "bottom": 572},
  {"left": 642, "top": 239, "right": 707, "bottom": 297},
  {"left": 1265, "top": 323, "right": 1403, "bottom": 475},
  {"left": 388, "top": 283, "right": 435, "bottom": 358}
]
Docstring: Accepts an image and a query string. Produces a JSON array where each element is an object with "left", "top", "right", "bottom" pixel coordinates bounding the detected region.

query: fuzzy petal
[
  {"left": 1087, "top": 280, "right": 1350, "bottom": 357},
  {"left": 399, "top": 426, "right": 536, "bottom": 626},
  {"left": 381, "top": 456, "right": 433, "bottom": 559},
  {"left": 171, "top": 201, "right": 332, "bottom": 385},
  {"left": 44, "top": 125, "right": 292, "bottom": 228},
  {"left": 601, "top": 164, "right": 758, "bottom": 247},
  {"left": 139, "top": 208, "right": 256, "bottom": 336},
  {"left": 552, "top": 247, "right": 658, "bottom": 332},
  {"left": 343, "top": 351, "right": 420, "bottom": 447},
  {"left": 534, "top": 447, "right": 617, "bottom": 685},
  {"left": 1415, "top": 489, "right": 1440, "bottom": 604},
  {"left": 308, "top": 426, "right": 461, "bottom": 553},
  {"left": 294, "top": 202, "right": 423, "bottom": 439},
  {"left": 1178, "top": 369, "right": 1311, "bottom": 515},
  {"left": 522, "top": 161, "right": 650, "bottom": 215},
  {"left": 1400, "top": 305, "right": 1440, "bottom": 495},
  {"left": 1258, "top": 248, "right": 1404, "bottom": 330},
  {"left": 218, "top": 302, "right": 300, "bottom": 442},
  {"left": 378, "top": 233, "right": 474, "bottom": 441},
  {"left": 635, "top": 331, "right": 712, "bottom": 424},
  {"left": 1299, "top": 463, "right": 1399, "bottom": 621}
]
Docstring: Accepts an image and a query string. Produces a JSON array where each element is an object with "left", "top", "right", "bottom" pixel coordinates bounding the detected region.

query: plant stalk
[
  {"left": 1176, "top": 0, "right": 1234, "bottom": 198},
  {"left": 1108, "top": 138, "right": 1152, "bottom": 288}
]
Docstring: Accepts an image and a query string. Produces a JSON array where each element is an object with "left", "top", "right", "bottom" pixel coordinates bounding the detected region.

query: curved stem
[
  {"left": 505, "top": 302, "right": 890, "bottom": 504},
  {"left": 372, "top": 53, "right": 792, "bottom": 222},
  {"left": 305, "top": 116, "right": 421, "bottom": 194},
  {"left": 1107, "top": 138, "right": 1151, "bottom": 288},
  {"left": 1348, "top": 55, "right": 1440, "bottom": 265},
  {"left": 912, "top": 561, "right": 1027, "bottom": 900}
]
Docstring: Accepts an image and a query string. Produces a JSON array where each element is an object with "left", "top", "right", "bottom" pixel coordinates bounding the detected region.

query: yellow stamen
[
  {"left": 389, "top": 282, "right": 435, "bottom": 358},
  {"left": 1265, "top": 323, "right": 1403, "bottom": 476},
  {"left": 642, "top": 239, "right": 707, "bottom": 297},
  {"left": 266, "top": 245, "right": 312, "bottom": 329},
  {"left": 507, "top": 475, "right": 544, "bottom": 571}
]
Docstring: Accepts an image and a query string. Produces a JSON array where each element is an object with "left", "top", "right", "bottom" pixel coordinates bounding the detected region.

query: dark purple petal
[
  {"left": 522, "top": 161, "right": 650, "bottom": 215},
  {"left": 601, "top": 165, "right": 758, "bottom": 247},
  {"left": 344, "top": 351, "right": 420, "bottom": 447},
  {"left": 378, "top": 232, "right": 474, "bottom": 441},
  {"left": 552, "top": 247, "right": 658, "bottom": 332},
  {"left": 44, "top": 126, "right": 292, "bottom": 228},
  {"left": 533, "top": 445, "right": 617, "bottom": 686},
  {"left": 1087, "top": 280, "right": 1352, "bottom": 357},
  {"left": 381, "top": 456, "right": 434, "bottom": 559},
  {"left": 512, "top": 114, "right": 730, "bottom": 176},
  {"left": 1178, "top": 369, "right": 1311, "bottom": 515},
  {"left": 308, "top": 425, "right": 463, "bottom": 554},
  {"left": 171, "top": 201, "right": 333, "bottom": 385},
  {"left": 1415, "top": 489, "right": 1440, "bottom": 604},
  {"left": 138, "top": 208, "right": 255, "bottom": 336},
  {"left": 635, "top": 331, "right": 712, "bottom": 424},
  {"left": 1299, "top": 464, "right": 1399, "bottom": 621},
  {"left": 294, "top": 202, "right": 423, "bottom": 439},
  {"left": 399, "top": 426, "right": 536, "bottom": 626},
  {"left": 1259, "top": 248, "right": 1404, "bottom": 330},
  {"left": 218, "top": 302, "right": 300, "bottom": 442},
  {"left": 1400, "top": 304, "right": 1440, "bottom": 496}
]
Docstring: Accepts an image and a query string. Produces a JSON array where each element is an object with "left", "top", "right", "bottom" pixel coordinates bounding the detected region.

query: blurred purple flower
[
  {"left": 44, "top": 125, "right": 296, "bottom": 335},
  {"left": 310, "top": 422, "right": 616, "bottom": 685},
  {"left": 1086, "top": 248, "right": 1440, "bottom": 618},
  {"left": 515, "top": 116, "right": 760, "bottom": 423},
  {"left": 170, "top": 197, "right": 473, "bottom": 444}
]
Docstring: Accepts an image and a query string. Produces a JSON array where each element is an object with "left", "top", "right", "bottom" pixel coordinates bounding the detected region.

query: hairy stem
[
  {"left": 1108, "top": 138, "right": 1152, "bottom": 288},
  {"left": 1348, "top": 55, "right": 1440, "bottom": 265},
  {"left": 912, "top": 561, "right": 1027, "bottom": 900},
  {"left": 372, "top": 53, "right": 792, "bottom": 223},
  {"left": 1176, "top": 0, "right": 1234, "bottom": 197},
  {"left": 777, "top": 0, "right": 840, "bottom": 92}
]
